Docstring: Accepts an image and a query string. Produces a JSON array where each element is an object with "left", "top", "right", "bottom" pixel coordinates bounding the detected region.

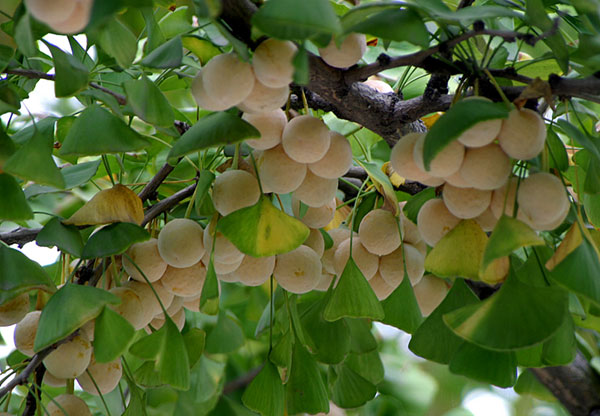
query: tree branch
[
  {"left": 141, "top": 183, "right": 197, "bottom": 227},
  {"left": 222, "top": 365, "right": 262, "bottom": 395}
]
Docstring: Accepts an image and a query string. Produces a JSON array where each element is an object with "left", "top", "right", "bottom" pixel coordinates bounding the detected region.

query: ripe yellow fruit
[
  {"left": 14, "top": 310, "right": 41, "bottom": 356},
  {"left": 282, "top": 115, "right": 331, "bottom": 164},
  {"left": 319, "top": 33, "right": 366, "bottom": 68},
  {"left": 413, "top": 134, "right": 465, "bottom": 178},
  {"left": 213, "top": 170, "right": 261, "bottom": 216},
  {"left": 202, "top": 53, "right": 255, "bottom": 109},
  {"left": 293, "top": 170, "right": 338, "bottom": 208},
  {"left": 379, "top": 243, "right": 425, "bottom": 287},
  {"left": 77, "top": 356, "right": 122, "bottom": 396},
  {"left": 124, "top": 280, "right": 174, "bottom": 318},
  {"left": 160, "top": 262, "right": 206, "bottom": 298},
  {"left": 203, "top": 222, "right": 244, "bottom": 265},
  {"left": 333, "top": 237, "right": 379, "bottom": 280},
  {"left": 191, "top": 70, "right": 230, "bottom": 111},
  {"left": 232, "top": 255, "right": 276, "bottom": 286},
  {"left": 25, "top": 0, "right": 76, "bottom": 25},
  {"left": 0, "top": 293, "right": 29, "bottom": 327},
  {"left": 368, "top": 272, "right": 396, "bottom": 301},
  {"left": 362, "top": 79, "right": 394, "bottom": 93},
  {"left": 416, "top": 199, "right": 461, "bottom": 247},
  {"left": 239, "top": 79, "right": 289, "bottom": 114},
  {"left": 459, "top": 143, "right": 511, "bottom": 190},
  {"left": 123, "top": 238, "right": 167, "bottom": 283},
  {"left": 109, "top": 287, "right": 146, "bottom": 330},
  {"left": 252, "top": 39, "right": 297, "bottom": 88},
  {"left": 474, "top": 207, "right": 499, "bottom": 232},
  {"left": 413, "top": 275, "right": 449, "bottom": 316},
  {"left": 457, "top": 98, "right": 503, "bottom": 148},
  {"left": 442, "top": 184, "right": 492, "bottom": 219},
  {"left": 158, "top": 218, "right": 205, "bottom": 268},
  {"left": 46, "top": 394, "right": 91, "bottom": 416},
  {"left": 497, "top": 108, "right": 546, "bottom": 160},
  {"left": 273, "top": 246, "right": 322, "bottom": 294},
  {"left": 243, "top": 109, "right": 286, "bottom": 150},
  {"left": 308, "top": 131, "right": 353, "bottom": 179},
  {"left": 259, "top": 144, "right": 307, "bottom": 194},
  {"left": 303, "top": 228, "right": 325, "bottom": 257},
  {"left": 517, "top": 172, "right": 569, "bottom": 226},
  {"left": 292, "top": 196, "right": 336, "bottom": 229},
  {"left": 321, "top": 227, "right": 352, "bottom": 274},
  {"left": 358, "top": 209, "right": 402, "bottom": 256},
  {"left": 390, "top": 133, "right": 443, "bottom": 184},
  {"left": 43, "top": 334, "right": 92, "bottom": 379}
]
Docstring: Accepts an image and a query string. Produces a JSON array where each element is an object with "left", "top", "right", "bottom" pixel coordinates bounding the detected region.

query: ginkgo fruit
[
  {"left": 379, "top": 243, "right": 425, "bottom": 287},
  {"left": 457, "top": 98, "right": 503, "bottom": 148},
  {"left": 412, "top": 274, "right": 449, "bottom": 316},
  {"left": 77, "top": 356, "right": 122, "bottom": 396},
  {"left": 46, "top": 394, "right": 91, "bottom": 416},
  {"left": 252, "top": 39, "right": 298, "bottom": 88},
  {"left": 315, "top": 270, "right": 336, "bottom": 291},
  {"left": 14, "top": 310, "right": 41, "bottom": 357},
  {"left": 150, "top": 307, "right": 186, "bottom": 331},
  {"left": 259, "top": 145, "right": 307, "bottom": 194},
  {"left": 183, "top": 295, "right": 201, "bottom": 312},
  {"left": 122, "top": 238, "right": 167, "bottom": 283},
  {"left": 303, "top": 228, "right": 325, "bottom": 257},
  {"left": 43, "top": 372, "right": 66, "bottom": 388},
  {"left": 517, "top": 172, "right": 569, "bottom": 226},
  {"left": 442, "top": 184, "right": 492, "bottom": 219},
  {"left": 489, "top": 177, "right": 522, "bottom": 219},
  {"left": 459, "top": 143, "right": 511, "bottom": 190},
  {"left": 527, "top": 202, "right": 569, "bottom": 231},
  {"left": 358, "top": 209, "right": 402, "bottom": 256},
  {"left": 333, "top": 237, "right": 379, "bottom": 280},
  {"left": 160, "top": 262, "right": 207, "bottom": 298},
  {"left": 444, "top": 169, "right": 472, "bottom": 188},
  {"left": 239, "top": 79, "right": 289, "bottom": 114},
  {"left": 208, "top": 254, "right": 244, "bottom": 275},
  {"left": 474, "top": 207, "right": 499, "bottom": 232},
  {"left": 109, "top": 287, "right": 146, "bottom": 330},
  {"left": 43, "top": 333, "right": 92, "bottom": 379},
  {"left": 243, "top": 109, "right": 286, "bottom": 150},
  {"left": 232, "top": 255, "right": 276, "bottom": 286},
  {"left": 399, "top": 211, "right": 422, "bottom": 245},
  {"left": 319, "top": 33, "right": 366, "bottom": 68},
  {"left": 25, "top": 0, "right": 77, "bottom": 25},
  {"left": 308, "top": 131, "right": 353, "bottom": 179},
  {"left": 282, "top": 115, "right": 331, "bottom": 164},
  {"left": 413, "top": 133, "right": 465, "bottom": 178},
  {"left": 201, "top": 53, "right": 255, "bottom": 109},
  {"left": 417, "top": 199, "right": 461, "bottom": 247},
  {"left": 191, "top": 70, "right": 230, "bottom": 111},
  {"left": 0, "top": 293, "right": 29, "bottom": 326},
  {"left": 213, "top": 170, "right": 261, "bottom": 216},
  {"left": 363, "top": 79, "right": 394, "bottom": 93},
  {"left": 321, "top": 227, "right": 352, "bottom": 274},
  {"left": 203, "top": 222, "right": 245, "bottom": 265},
  {"left": 124, "top": 280, "right": 174, "bottom": 318},
  {"left": 154, "top": 295, "right": 184, "bottom": 320},
  {"left": 292, "top": 196, "right": 336, "bottom": 229},
  {"left": 497, "top": 108, "right": 546, "bottom": 160},
  {"left": 158, "top": 218, "right": 205, "bottom": 268},
  {"left": 368, "top": 272, "right": 396, "bottom": 301},
  {"left": 390, "top": 133, "right": 443, "bottom": 184},
  {"left": 273, "top": 245, "right": 322, "bottom": 294},
  {"left": 293, "top": 170, "right": 338, "bottom": 208}
]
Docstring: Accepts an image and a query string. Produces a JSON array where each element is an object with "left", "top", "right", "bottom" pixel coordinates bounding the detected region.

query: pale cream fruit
[
  {"left": 527, "top": 202, "right": 569, "bottom": 231},
  {"left": 319, "top": 33, "right": 366, "bottom": 68},
  {"left": 80, "top": 319, "right": 95, "bottom": 341},
  {"left": 46, "top": 394, "right": 91, "bottom": 416},
  {"left": 183, "top": 295, "right": 200, "bottom": 312},
  {"left": 413, "top": 275, "right": 449, "bottom": 316},
  {"left": 459, "top": 143, "right": 511, "bottom": 190},
  {"left": 379, "top": 244, "right": 425, "bottom": 287},
  {"left": 399, "top": 212, "right": 422, "bottom": 245},
  {"left": 292, "top": 197, "right": 336, "bottom": 229},
  {"left": 293, "top": 170, "right": 338, "bottom": 208},
  {"left": 0, "top": 293, "right": 29, "bottom": 326},
  {"left": 497, "top": 108, "right": 546, "bottom": 160},
  {"left": 109, "top": 287, "right": 146, "bottom": 330},
  {"left": 232, "top": 255, "right": 276, "bottom": 286},
  {"left": 77, "top": 356, "right": 122, "bottom": 396},
  {"left": 333, "top": 238, "right": 379, "bottom": 280},
  {"left": 303, "top": 228, "right": 325, "bottom": 257},
  {"left": 203, "top": 222, "right": 244, "bottom": 265},
  {"left": 252, "top": 39, "right": 297, "bottom": 88},
  {"left": 490, "top": 177, "right": 523, "bottom": 219},
  {"left": 363, "top": 79, "right": 394, "bottom": 93},
  {"left": 158, "top": 218, "right": 205, "bottom": 268},
  {"left": 124, "top": 280, "right": 174, "bottom": 318},
  {"left": 47, "top": 0, "right": 93, "bottom": 34},
  {"left": 444, "top": 170, "right": 471, "bottom": 188},
  {"left": 308, "top": 131, "right": 353, "bottom": 179},
  {"left": 457, "top": 98, "right": 503, "bottom": 147},
  {"left": 43, "top": 371, "right": 66, "bottom": 388},
  {"left": 358, "top": 209, "right": 402, "bottom": 256},
  {"left": 416, "top": 199, "right": 461, "bottom": 247},
  {"left": 160, "top": 262, "right": 206, "bottom": 298},
  {"left": 123, "top": 239, "right": 167, "bottom": 283},
  {"left": 191, "top": 70, "right": 230, "bottom": 111},
  {"left": 213, "top": 170, "right": 261, "bottom": 216},
  {"left": 14, "top": 310, "right": 41, "bottom": 357},
  {"left": 321, "top": 227, "right": 352, "bottom": 274},
  {"left": 369, "top": 272, "right": 397, "bottom": 301},
  {"left": 259, "top": 145, "right": 307, "bottom": 194},
  {"left": 43, "top": 334, "right": 92, "bottom": 379},
  {"left": 413, "top": 134, "right": 465, "bottom": 178},
  {"left": 282, "top": 115, "right": 331, "bottom": 164},
  {"left": 413, "top": 239, "right": 428, "bottom": 257},
  {"left": 239, "top": 79, "right": 289, "bottom": 113},
  {"left": 273, "top": 246, "right": 322, "bottom": 294},
  {"left": 155, "top": 296, "right": 184, "bottom": 320},
  {"left": 202, "top": 53, "right": 255, "bottom": 108},
  {"left": 217, "top": 270, "right": 240, "bottom": 283},
  {"left": 25, "top": 0, "right": 77, "bottom": 25},
  {"left": 205, "top": 253, "right": 244, "bottom": 275},
  {"left": 243, "top": 109, "right": 286, "bottom": 150},
  {"left": 517, "top": 172, "right": 569, "bottom": 226},
  {"left": 314, "top": 269, "right": 336, "bottom": 291},
  {"left": 442, "top": 184, "right": 492, "bottom": 219},
  {"left": 474, "top": 207, "right": 499, "bottom": 232},
  {"left": 390, "top": 133, "right": 443, "bottom": 184},
  {"left": 150, "top": 307, "right": 186, "bottom": 331}
]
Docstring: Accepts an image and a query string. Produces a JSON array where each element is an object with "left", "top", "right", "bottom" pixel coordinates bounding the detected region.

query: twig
[
  {"left": 22, "top": 364, "right": 45, "bottom": 416},
  {"left": 141, "top": 183, "right": 197, "bottom": 227},
  {"left": 0, "top": 228, "right": 42, "bottom": 246},
  {"left": 138, "top": 163, "right": 178, "bottom": 202},
  {"left": 222, "top": 366, "right": 262, "bottom": 395}
]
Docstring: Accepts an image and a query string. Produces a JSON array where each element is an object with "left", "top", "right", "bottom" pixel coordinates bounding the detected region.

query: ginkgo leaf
[
  {"left": 358, "top": 161, "right": 400, "bottom": 215},
  {"left": 545, "top": 223, "right": 583, "bottom": 271},
  {"left": 64, "top": 184, "right": 144, "bottom": 226}
]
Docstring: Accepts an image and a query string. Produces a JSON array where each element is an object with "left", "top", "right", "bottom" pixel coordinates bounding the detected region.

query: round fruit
[
  {"left": 243, "top": 109, "right": 286, "bottom": 150},
  {"left": 333, "top": 237, "right": 379, "bottom": 280},
  {"left": 517, "top": 172, "right": 569, "bottom": 225},
  {"left": 474, "top": 207, "right": 499, "bottom": 232},
  {"left": 0, "top": 292, "right": 29, "bottom": 327},
  {"left": 43, "top": 333, "right": 92, "bottom": 379},
  {"left": 292, "top": 196, "right": 336, "bottom": 229},
  {"left": 457, "top": 98, "right": 503, "bottom": 148},
  {"left": 202, "top": 53, "right": 255, "bottom": 109},
  {"left": 319, "top": 33, "right": 366, "bottom": 68},
  {"left": 358, "top": 209, "right": 402, "bottom": 256},
  {"left": 80, "top": 319, "right": 95, "bottom": 341},
  {"left": 150, "top": 307, "right": 186, "bottom": 331},
  {"left": 158, "top": 218, "right": 205, "bottom": 268},
  {"left": 43, "top": 371, "right": 66, "bottom": 388},
  {"left": 321, "top": 227, "right": 352, "bottom": 274},
  {"left": 413, "top": 275, "right": 449, "bottom": 316},
  {"left": 413, "top": 134, "right": 465, "bottom": 178},
  {"left": 123, "top": 238, "right": 167, "bottom": 283},
  {"left": 46, "top": 394, "right": 91, "bottom": 416},
  {"left": 252, "top": 39, "right": 297, "bottom": 88},
  {"left": 417, "top": 199, "right": 461, "bottom": 247},
  {"left": 239, "top": 79, "right": 289, "bottom": 113},
  {"left": 213, "top": 170, "right": 261, "bottom": 216},
  {"left": 259, "top": 144, "right": 307, "bottom": 194},
  {"left": 390, "top": 133, "right": 443, "bottom": 184},
  {"left": 154, "top": 295, "right": 184, "bottom": 320},
  {"left": 183, "top": 295, "right": 200, "bottom": 312},
  {"left": 459, "top": 143, "right": 511, "bottom": 190},
  {"left": 369, "top": 272, "right": 396, "bottom": 301},
  {"left": 124, "top": 280, "right": 174, "bottom": 318},
  {"left": 303, "top": 228, "right": 325, "bottom": 257},
  {"left": 308, "top": 131, "right": 353, "bottom": 179},
  {"left": 232, "top": 255, "right": 276, "bottom": 286},
  {"left": 379, "top": 243, "right": 425, "bottom": 287},
  {"left": 109, "top": 287, "right": 146, "bottom": 330},
  {"left": 77, "top": 356, "right": 122, "bottom": 396},
  {"left": 362, "top": 79, "right": 394, "bottom": 93},
  {"left": 191, "top": 70, "right": 230, "bottom": 111},
  {"left": 14, "top": 310, "right": 41, "bottom": 356},
  {"left": 444, "top": 170, "right": 472, "bottom": 188},
  {"left": 527, "top": 202, "right": 569, "bottom": 231},
  {"left": 293, "top": 170, "right": 338, "bottom": 208},
  {"left": 273, "top": 246, "right": 322, "bottom": 294},
  {"left": 314, "top": 270, "right": 336, "bottom": 291},
  {"left": 497, "top": 108, "right": 546, "bottom": 160},
  {"left": 490, "top": 177, "right": 522, "bottom": 219},
  {"left": 442, "top": 184, "right": 492, "bottom": 219},
  {"left": 203, "top": 222, "right": 244, "bottom": 265},
  {"left": 399, "top": 211, "right": 422, "bottom": 245},
  {"left": 158, "top": 261, "right": 207, "bottom": 298},
  {"left": 282, "top": 115, "right": 331, "bottom": 164},
  {"left": 208, "top": 253, "right": 244, "bottom": 275},
  {"left": 47, "top": 0, "right": 93, "bottom": 34},
  {"left": 25, "top": 0, "right": 77, "bottom": 25}
]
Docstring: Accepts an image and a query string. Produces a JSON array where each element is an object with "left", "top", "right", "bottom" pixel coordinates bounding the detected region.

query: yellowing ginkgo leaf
[
  {"left": 545, "top": 223, "right": 583, "bottom": 271},
  {"left": 382, "top": 161, "right": 404, "bottom": 187},
  {"left": 480, "top": 256, "right": 510, "bottom": 285},
  {"left": 421, "top": 112, "right": 443, "bottom": 129},
  {"left": 64, "top": 184, "right": 144, "bottom": 226}
]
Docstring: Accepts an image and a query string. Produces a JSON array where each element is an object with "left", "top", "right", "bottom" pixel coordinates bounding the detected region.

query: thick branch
[
  {"left": 141, "top": 183, "right": 197, "bottom": 227},
  {"left": 0, "top": 227, "right": 42, "bottom": 246}
]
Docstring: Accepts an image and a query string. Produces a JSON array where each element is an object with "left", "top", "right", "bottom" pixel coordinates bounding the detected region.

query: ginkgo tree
[{"left": 1, "top": 0, "right": 600, "bottom": 415}]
